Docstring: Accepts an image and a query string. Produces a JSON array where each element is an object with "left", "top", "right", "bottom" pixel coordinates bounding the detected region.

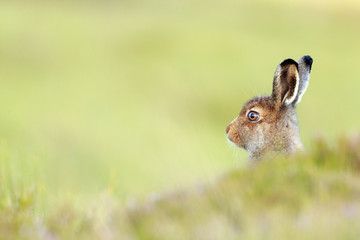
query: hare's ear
[
  {"left": 294, "top": 55, "right": 313, "bottom": 104},
  {"left": 272, "top": 59, "right": 299, "bottom": 107}
]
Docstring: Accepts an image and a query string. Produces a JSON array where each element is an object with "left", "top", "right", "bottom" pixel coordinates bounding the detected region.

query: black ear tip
[
  {"left": 280, "top": 58, "right": 298, "bottom": 70},
  {"left": 303, "top": 55, "right": 313, "bottom": 67}
]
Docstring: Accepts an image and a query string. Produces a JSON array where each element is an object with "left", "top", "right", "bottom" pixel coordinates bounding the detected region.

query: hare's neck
[{"left": 277, "top": 109, "right": 302, "bottom": 153}]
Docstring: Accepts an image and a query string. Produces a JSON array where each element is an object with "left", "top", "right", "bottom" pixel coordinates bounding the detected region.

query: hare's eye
[{"left": 247, "top": 111, "right": 260, "bottom": 122}]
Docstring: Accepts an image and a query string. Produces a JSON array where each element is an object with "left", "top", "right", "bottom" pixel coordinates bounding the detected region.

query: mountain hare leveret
[{"left": 226, "top": 55, "right": 313, "bottom": 160}]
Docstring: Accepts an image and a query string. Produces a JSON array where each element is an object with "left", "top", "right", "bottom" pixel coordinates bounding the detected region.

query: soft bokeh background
[{"left": 1, "top": 0, "right": 360, "bottom": 206}]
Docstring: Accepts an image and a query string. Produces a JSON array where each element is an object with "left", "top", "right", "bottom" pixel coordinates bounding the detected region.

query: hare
[{"left": 226, "top": 55, "right": 313, "bottom": 160}]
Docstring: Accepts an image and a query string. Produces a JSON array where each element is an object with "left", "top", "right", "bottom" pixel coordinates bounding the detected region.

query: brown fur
[{"left": 226, "top": 56, "right": 313, "bottom": 161}]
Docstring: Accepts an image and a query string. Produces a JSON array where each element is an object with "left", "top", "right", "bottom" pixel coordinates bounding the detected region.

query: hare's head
[{"left": 226, "top": 55, "right": 313, "bottom": 160}]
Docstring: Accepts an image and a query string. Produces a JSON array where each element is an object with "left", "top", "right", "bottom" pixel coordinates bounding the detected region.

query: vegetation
[{"left": 1, "top": 136, "right": 360, "bottom": 239}]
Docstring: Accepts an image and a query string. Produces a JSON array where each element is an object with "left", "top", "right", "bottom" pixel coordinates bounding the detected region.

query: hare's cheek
[
  {"left": 241, "top": 125, "right": 264, "bottom": 149},
  {"left": 253, "top": 125, "right": 266, "bottom": 147}
]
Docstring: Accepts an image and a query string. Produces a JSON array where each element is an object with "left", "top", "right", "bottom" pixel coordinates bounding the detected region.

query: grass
[
  {"left": 2, "top": 136, "right": 360, "bottom": 239},
  {"left": 1, "top": 0, "right": 360, "bottom": 199}
]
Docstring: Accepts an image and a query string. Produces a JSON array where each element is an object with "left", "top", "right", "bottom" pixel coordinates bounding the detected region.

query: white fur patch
[
  {"left": 246, "top": 125, "right": 264, "bottom": 157},
  {"left": 295, "top": 72, "right": 310, "bottom": 104}
]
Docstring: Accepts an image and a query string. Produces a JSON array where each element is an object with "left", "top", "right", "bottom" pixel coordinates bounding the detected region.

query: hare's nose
[{"left": 226, "top": 124, "right": 230, "bottom": 134}]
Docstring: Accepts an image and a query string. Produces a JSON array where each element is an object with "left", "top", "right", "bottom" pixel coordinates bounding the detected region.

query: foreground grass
[
  {"left": 1, "top": 0, "right": 360, "bottom": 197},
  {"left": 1, "top": 136, "right": 360, "bottom": 239}
]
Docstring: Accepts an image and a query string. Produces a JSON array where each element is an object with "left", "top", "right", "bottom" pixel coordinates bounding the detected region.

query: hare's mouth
[
  {"left": 227, "top": 136, "right": 244, "bottom": 149},
  {"left": 226, "top": 129, "right": 243, "bottom": 148},
  {"left": 227, "top": 135, "right": 238, "bottom": 147}
]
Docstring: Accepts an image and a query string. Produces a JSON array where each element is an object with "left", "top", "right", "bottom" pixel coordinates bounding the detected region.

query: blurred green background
[{"left": 0, "top": 0, "right": 360, "bottom": 204}]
